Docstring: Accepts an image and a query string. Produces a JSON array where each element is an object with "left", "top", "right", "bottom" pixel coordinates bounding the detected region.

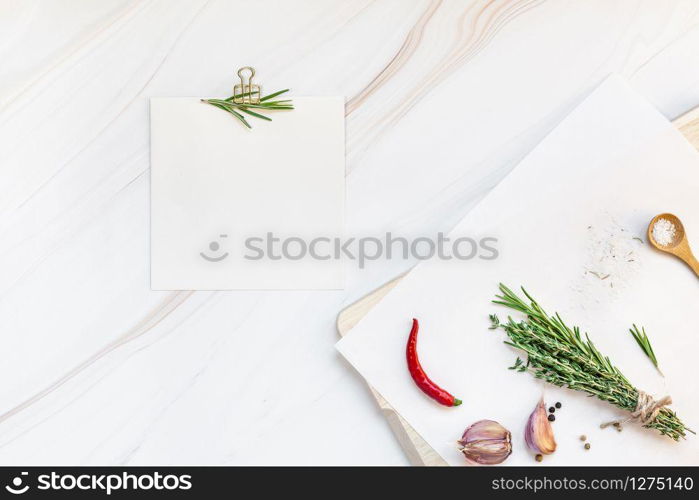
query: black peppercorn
[
  {"left": 547, "top": 414, "right": 555, "bottom": 422},
  {"left": 555, "top": 402, "right": 562, "bottom": 409},
  {"left": 548, "top": 407, "right": 555, "bottom": 413},
  {"left": 535, "top": 454, "right": 543, "bottom": 462}
]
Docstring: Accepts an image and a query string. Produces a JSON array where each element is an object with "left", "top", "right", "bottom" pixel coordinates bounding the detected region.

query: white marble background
[{"left": 1, "top": 0, "right": 699, "bottom": 465}]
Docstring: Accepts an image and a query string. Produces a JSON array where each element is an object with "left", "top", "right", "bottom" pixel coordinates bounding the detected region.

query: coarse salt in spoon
[{"left": 647, "top": 213, "right": 699, "bottom": 277}]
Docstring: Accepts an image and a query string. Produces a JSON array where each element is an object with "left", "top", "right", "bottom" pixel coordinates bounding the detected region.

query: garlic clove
[
  {"left": 525, "top": 398, "right": 557, "bottom": 455},
  {"left": 458, "top": 419, "right": 512, "bottom": 465}
]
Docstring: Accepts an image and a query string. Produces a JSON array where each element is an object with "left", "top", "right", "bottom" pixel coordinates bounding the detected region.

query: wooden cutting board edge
[{"left": 336, "top": 106, "right": 699, "bottom": 467}]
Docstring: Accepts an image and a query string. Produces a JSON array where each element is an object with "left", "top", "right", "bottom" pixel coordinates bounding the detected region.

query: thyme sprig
[
  {"left": 490, "top": 283, "right": 691, "bottom": 441},
  {"left": 629, "top": 324, "right": 662, "bottom": 376},
  {"left": 201, "top": 89, "right": 293, "bottom": 129}
]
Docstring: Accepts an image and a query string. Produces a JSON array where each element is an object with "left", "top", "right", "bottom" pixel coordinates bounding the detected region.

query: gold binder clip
[{"left": 233, "top": 66, "right": 260, "bottom": 104}]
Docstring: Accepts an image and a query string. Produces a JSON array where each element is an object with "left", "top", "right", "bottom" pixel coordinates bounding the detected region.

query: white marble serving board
[{"left": 337, "top": 76, "right": 699, "bottom": 466}]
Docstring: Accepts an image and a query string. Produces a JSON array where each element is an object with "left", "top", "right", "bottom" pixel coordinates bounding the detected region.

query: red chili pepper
[{"left": 406, "top": 318, "right": 461, "bottom": 407}]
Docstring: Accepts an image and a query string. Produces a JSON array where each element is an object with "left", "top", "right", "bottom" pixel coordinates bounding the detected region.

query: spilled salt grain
[
  {"left": 652, "top": 218, "right": 677, "bottom": 247},
  {"left": 571, "top": 215, "right": 644, "bottom": 312}
]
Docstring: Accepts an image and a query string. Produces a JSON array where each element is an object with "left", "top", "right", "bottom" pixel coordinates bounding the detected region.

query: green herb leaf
[
  {"left": 629, "top": 324, "right": 662, "bottom": 375},
  {"left": 224, "top": 90, "right": 261, "bottom": 102},
  {"left": 237, "top": 107, "right": 273, "bottom": 121},
  {"left": 203, "top": 100, "right": 251, "bottom": 128},
  {"left": 202, "top": 89, "right": 293, "bottom": 129},
  {"left": 260, "top": 89, "right": 290, "bottom": 102},
  {"left": 508, "top": 357, "right": 523, "bottom": 370}
]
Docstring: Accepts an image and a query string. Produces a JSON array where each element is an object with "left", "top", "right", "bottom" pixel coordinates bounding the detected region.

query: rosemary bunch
[
  {"left": 201, "top": 89, "right": 293, "bottom": 129},
  {"left": 489, "top": 284, "right": 691, "bottom": 441}
]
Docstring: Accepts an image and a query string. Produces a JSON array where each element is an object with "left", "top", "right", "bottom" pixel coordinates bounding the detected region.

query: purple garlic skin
[
  {"left": 458, "top": 419, "right": 512, "bottom": 465},
  {"left": 525, "top": 399, "right": 557, "bottom": 455}
]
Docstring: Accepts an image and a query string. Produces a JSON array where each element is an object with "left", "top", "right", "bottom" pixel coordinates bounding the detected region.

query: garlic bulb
[
  {"left": 525, "top": 399, "right": 557, "bottom": 455},
  {"left": 458, "top": 419, "right": 512, "bottom": 465}
]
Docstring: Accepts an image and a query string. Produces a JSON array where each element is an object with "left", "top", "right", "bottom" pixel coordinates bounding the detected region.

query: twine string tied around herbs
[{"left": 600, "top": 390, "right": 672, "bottom": 430}]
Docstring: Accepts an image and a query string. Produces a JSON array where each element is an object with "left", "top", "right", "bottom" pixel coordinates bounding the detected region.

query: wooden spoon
[{"left": 647, "top": 213, "right": 699, "bottom": 277}]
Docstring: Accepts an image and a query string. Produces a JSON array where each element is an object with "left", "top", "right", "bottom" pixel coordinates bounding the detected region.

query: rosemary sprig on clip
[
  {"left": 201, "top": 89, "right": 293, "bottom": 129},
  {"left": 489, "top": 284, "right": 691, "bottom": 441},
  {"left": 629, "top": 324, "right": 662, "bottom": 376}
]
